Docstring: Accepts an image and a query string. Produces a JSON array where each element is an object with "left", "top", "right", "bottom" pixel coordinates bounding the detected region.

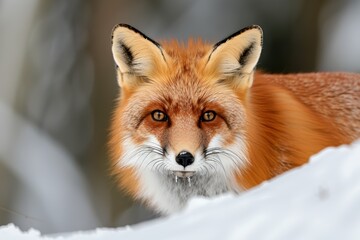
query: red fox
[{"left": 109, "top": 24, "right": 360, "bottom": 214}]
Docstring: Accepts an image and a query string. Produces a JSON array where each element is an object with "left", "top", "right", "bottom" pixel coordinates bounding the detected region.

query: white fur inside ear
[
  {"left": 207, "top": 26, "right": 263, "bottom": 78},
  {"left": 112, "top": 27, "right": 152, "bottom": 75},
  {"left": 111, "top": 25, "right": 167, "bottom": 86}
]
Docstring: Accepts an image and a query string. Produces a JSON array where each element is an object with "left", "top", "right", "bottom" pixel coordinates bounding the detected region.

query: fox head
[{"left": 110, "top": 24, "right": 262, "bottom": 214}]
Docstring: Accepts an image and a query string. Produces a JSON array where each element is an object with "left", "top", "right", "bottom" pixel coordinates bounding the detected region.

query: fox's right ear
[{"left": 111, "top": 24, "right": 168, "bottom": 88}]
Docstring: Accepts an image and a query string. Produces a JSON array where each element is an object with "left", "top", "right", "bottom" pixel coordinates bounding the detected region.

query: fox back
[{"left": 109, "top": 24, "right": 360, "bottom": 214}]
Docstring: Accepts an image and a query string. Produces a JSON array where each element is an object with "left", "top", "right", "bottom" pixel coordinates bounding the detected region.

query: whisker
[
  {"left": 204, "top": 159, "right": 217, "bottom": 172},
  {"left": 146, "top": 157, "right": 163, "bottom": 170},
  {"left": 112, "top": 138, "right": 168, "bottom": 173},
  {"left": 203, "top": 145, "right": 247, "bottom": 179},
  {"left": 207, "top": 157, "right": 227, "bottom": 175}
]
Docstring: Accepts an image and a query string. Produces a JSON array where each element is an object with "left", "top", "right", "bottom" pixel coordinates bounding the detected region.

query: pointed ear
[
  {"left": 111, "top": 24, "right": 168, "bottom": 88},
  {"left": 204, "top": 25, "right": 263, "bottom": 90}
]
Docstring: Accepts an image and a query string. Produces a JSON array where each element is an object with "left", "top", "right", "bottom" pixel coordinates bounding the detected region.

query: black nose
[{"left": 176, "top": 151, "right": 194, "bottom": 167}]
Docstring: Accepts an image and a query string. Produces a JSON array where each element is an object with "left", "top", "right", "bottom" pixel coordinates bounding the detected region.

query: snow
[{"left": 1, "top": 140, "right": 360, "bottom": 240}]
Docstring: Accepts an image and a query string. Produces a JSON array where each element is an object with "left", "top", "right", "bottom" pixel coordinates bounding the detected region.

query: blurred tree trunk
[
  {"left": 290, "top": 0, "right": 328, "bottom": 72},
  {"left": 87, "top": 0, "right": 135, "bottom": 226}
]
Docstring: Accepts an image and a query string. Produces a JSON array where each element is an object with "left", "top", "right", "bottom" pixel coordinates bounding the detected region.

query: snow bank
[{"left": 1, "top": 140, "right": 360, "bottom": 240}]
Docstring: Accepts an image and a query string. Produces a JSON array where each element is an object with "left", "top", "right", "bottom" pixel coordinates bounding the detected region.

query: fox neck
[
  {"left": 236, "top": 80, "right": 346, "bottom": 189},
  {"left": 137, "top": 168, "right": 233, "bottom": 214}
]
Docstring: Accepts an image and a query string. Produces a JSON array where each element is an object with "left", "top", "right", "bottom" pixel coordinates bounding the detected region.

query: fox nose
[{"left": 176, "top": 151, "right": 194, "bottom": 168}]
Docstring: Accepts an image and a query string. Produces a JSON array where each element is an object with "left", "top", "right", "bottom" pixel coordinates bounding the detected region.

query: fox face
[{"left": 109, "top": 24, "right": 263, "bottom": 214}]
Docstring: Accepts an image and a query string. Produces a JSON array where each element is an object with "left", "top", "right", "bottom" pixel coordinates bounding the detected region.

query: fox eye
[
  {"left": 201, "top": 111, "right": 216, "bottom": 122},
  {"left": 151, "top": 110, "right": 168, "bottom": 122}
]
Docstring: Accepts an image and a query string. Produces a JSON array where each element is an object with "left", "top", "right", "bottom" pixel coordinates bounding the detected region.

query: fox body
[{"left": 109, "top": 24, "right": 360, "bottom": 214}]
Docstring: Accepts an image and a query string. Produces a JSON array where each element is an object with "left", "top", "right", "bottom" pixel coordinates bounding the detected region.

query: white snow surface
[{"left": 1, "top": 140, "right": 360, "bottom": 240}]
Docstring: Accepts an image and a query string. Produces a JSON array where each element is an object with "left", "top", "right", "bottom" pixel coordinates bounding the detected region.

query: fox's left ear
[{"left": 204, "top": 25, "right": 263, "bottom": 90}]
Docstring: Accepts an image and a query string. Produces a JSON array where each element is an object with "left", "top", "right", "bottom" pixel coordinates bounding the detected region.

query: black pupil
[
  {"left": 156, "top": 112, "right": 163, "bottom": 119},
  {"left": 203, "top": 111, "right": 215, "bottom": 121},
  {"left": 152, "top": 111, "right": 166, "bottom": 121}
]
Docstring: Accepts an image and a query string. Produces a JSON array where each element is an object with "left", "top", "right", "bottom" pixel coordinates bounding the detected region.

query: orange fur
[
  {"left": 109, "top": 100, "right": 140, "bottom": 198},
  {"left": 238, "top": 77, "right": 350, "bottom": 188},
  {"left": 109, "top": 24, "right": 360, "bottom": 213}
]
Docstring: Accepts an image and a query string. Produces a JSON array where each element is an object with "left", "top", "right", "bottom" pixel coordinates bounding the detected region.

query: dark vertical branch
[{"left": 290, "top": 0, "right": 329, "bottom": 72}]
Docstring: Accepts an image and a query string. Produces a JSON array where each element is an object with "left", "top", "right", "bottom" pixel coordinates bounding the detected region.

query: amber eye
[
  {"left": 201, "top": 111, "right": 216, "bottom": 122},
  {"left": 151, "top": 110, "right": 168, "bottom": 122}
]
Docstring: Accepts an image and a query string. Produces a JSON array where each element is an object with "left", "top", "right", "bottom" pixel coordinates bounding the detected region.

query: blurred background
[{"left": 0, "top": 0, "right": 359, "bottom": 234}]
